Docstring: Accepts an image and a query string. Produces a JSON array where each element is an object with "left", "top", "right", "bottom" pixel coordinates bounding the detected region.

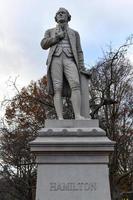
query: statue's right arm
[{"left": 41, "top": 29, "right": 59, "bottom": 50}]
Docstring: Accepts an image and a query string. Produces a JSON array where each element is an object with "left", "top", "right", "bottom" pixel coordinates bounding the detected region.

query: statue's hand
[
  {"left": 80, "top": 69, "right": 92, "bottom": 79},
  {"left": 55, "top": 31, "right": 65, "bottom": 40}
]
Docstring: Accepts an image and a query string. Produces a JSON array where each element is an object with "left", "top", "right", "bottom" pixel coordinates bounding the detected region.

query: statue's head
[{"left": 55, "top": 8, "right": 71, "bottom": 23}]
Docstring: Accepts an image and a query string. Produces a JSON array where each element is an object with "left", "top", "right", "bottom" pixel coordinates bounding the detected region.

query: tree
[
  {"left": 0, "top": 38, "right": 133, "bottom": 200},
  {"left": 0, "top": 76, "right": 53, "bottom": 200},
  {"left": 90, "top": 39, "right": 133, "bottom": 199},
  {"left": 0, "top": 75, "right": 74, "bottom": 199}
]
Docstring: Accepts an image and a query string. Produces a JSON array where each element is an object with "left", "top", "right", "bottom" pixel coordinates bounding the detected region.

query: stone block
[{"left": 30, "top": 120, "right": 115, "bottom": 200}]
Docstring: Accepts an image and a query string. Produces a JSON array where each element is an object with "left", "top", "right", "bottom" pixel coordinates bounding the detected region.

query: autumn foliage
[{"left": 0, "top": 39, "right": 133, "bottom": 200}]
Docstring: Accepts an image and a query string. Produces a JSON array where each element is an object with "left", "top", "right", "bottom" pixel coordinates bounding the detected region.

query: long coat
[{"left": 41, "top": 26, "right": 85, "bottom": 97}]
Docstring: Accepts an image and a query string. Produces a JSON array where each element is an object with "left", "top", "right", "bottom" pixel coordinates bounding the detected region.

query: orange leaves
[{"left": 4, "top": 75, "right": 54, "bottom": 130}]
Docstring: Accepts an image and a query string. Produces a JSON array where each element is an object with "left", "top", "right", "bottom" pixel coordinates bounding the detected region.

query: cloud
[
  {"left": 0, "top": 0, "right": 133, "bottom": 102},
  {"left": 0, "top": 0, "right": 47, "bottom": 99}
]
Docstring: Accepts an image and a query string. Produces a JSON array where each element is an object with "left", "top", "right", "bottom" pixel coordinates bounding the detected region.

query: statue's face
[{"left": 56, "top": 10, "right": 68, "bottom": 23}]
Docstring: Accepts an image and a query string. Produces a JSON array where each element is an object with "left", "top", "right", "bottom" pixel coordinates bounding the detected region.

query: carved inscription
[{"left": 50, "top": 182, "right": 97, "bottom": 192}]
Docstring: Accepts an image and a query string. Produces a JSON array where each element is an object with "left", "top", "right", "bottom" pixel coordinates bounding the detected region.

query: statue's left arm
[
  {"left": 75, "top": 31, "right": 91, "bottom": 78},
  {"left": 75, "top": 31, "right": 85, "bottom": 71}
]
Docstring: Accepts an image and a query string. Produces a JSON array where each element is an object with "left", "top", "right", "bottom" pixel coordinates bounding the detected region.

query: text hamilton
[{"left": 50, "top": 182, "right": 97, "bottom": 192}]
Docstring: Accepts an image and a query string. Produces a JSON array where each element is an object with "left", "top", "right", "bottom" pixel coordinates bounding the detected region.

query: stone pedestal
[
  {"left": 80, "top": 73, "right": 90, "bottom": 118},
  {"left": 30, "top": 120, "right": 115, "bottom": 200}
]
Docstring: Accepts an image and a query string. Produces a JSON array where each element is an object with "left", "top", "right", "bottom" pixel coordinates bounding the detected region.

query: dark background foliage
[{"left": 0, "top": 39, "right": 133, "bottom": 200}]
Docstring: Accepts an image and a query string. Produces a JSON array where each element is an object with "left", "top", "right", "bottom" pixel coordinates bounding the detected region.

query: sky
[{"left": 0, "top": 0, "right": 133, "bottom": 104}]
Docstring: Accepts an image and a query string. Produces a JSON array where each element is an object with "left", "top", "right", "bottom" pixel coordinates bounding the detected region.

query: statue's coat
[{"left": 41, "top": 27, "right": 84, "bottom": 97}]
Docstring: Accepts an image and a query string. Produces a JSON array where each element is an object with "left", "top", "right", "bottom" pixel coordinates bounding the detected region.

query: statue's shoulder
[{"left": 68, "top": 27, "right": 79, "bottom": 35}]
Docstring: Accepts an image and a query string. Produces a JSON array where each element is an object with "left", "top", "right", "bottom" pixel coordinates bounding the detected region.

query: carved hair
[{"left": 55, "top": 8, "right": 71, "bottom": 22}]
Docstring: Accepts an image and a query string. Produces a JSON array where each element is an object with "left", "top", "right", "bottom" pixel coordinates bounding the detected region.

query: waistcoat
[{"left": 54, "top": 31, "right": 73, "bottom": 57}]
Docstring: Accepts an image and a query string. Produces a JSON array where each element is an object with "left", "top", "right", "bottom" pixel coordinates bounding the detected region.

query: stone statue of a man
[{"left": 41, "top": 8, "right": 87, "bottom": 120}]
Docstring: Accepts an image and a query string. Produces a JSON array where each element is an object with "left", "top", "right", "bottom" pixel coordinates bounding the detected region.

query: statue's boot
[
  {"left": 54, "top": 91, "right": 63, "bottom": 120},
  {"left": 71, "top": 89, "right": 85, "bottom": 120}
]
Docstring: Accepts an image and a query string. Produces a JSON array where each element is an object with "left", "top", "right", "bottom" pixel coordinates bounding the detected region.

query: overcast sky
[{"left": 0, "top": 0, "right": 133, "bottom": 103}]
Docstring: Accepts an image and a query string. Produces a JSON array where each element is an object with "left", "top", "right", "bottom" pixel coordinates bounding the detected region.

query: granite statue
[{"left": 41, "top": 8, "right": 90, "bottom": 119}]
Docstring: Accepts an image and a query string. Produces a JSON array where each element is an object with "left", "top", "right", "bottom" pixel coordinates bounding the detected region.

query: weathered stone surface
[
  {"left": 41, "top": 8, "right": 91, "bottom": 119},
  {"left": 80, "top": 74, "right": 90, "bottom": 118},
  {"left": 36, "top": 164, "right": 111, "bottom": 200},
  {"left": 37, "top": 120, "right": 105, "bottom": 137},
  {"left": 30, "top": 119, "right": 115, "bottom": 200},
  {"left": 45, "top": 119, "right": 99, "bottom": 128},
  {"left": 30, "top": 135, "right": 114, "bottom": 153},
  {"left": 38, "top": 128, "right": 105, "bottom": 137}
]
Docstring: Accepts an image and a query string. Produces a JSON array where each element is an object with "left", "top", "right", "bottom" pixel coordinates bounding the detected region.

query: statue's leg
[
  {"left": 51, "top": 56, "right": 63, "bottom": 120},
  {"left": 53, "top": 90, "right": 63, "bottom": 120},
  {"left": 64, "top": 57, "right": 85, "bottom": 119},
  {"left": 71, "top": 89, "right": 85, "bottom": 119}
]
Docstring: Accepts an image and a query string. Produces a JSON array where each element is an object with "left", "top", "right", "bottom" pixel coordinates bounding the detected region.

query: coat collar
[
  {"left": 56, "top": 23, "right": 68, "bottom": 31},
  {"left": 67, "top": 27, "right": 75, "bottom": 38},
  {"left": 53, "top": 25, "right": 75, "bottom": 44}
]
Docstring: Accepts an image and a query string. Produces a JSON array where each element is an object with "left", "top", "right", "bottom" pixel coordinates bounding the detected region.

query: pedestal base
[{"left": 30, "top": 120, "right": 115, "bottom": 200}]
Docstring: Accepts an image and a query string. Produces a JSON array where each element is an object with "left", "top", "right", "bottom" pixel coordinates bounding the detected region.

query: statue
[{"left": 41, "top": 8, "right": 90, "bottom": 119}]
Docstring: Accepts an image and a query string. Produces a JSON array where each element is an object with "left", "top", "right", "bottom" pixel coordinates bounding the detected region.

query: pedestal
[{"left": 30, "top": 120, "right": 115, "bottom": 200}]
